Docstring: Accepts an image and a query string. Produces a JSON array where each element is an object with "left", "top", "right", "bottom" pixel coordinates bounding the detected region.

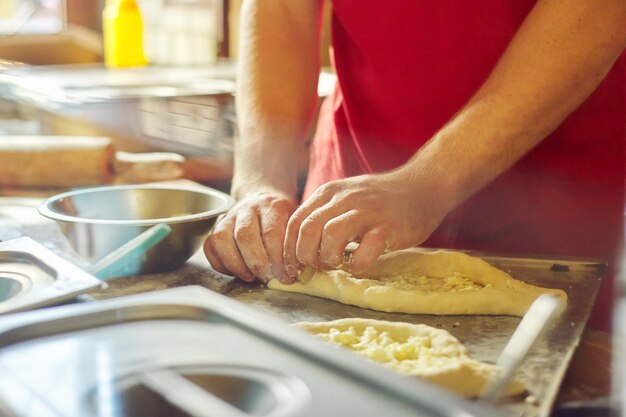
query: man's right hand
[{"left": 203, "top": 191, "right": 297, "bottom": 284}]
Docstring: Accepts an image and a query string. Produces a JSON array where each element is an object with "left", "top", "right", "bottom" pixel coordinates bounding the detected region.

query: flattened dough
[
  {"left": 297, "top": 318, "right": 525, "bottom": 398},
  {"left": 269, "top": 248, "right": 567, "bottom": 316}
]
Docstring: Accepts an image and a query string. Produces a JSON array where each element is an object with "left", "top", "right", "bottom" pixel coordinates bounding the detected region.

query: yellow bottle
[{"left": 102, "top": 0, "right": 148, "bottom": 68}]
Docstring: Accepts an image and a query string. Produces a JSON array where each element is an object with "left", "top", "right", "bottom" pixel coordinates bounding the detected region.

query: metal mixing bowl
[{"left": 38, "top": 184, "right": 234, "bottom": 275}]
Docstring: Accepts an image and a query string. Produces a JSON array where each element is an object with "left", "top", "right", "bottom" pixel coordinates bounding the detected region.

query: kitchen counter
[
  {"left": 0, "top": 192, "right": 619, "bottom": 416},
  {"left": 90, "top": 261, "right": 618, "bottom": 417}
]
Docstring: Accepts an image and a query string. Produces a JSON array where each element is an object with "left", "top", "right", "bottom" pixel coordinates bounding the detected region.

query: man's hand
[
  {"left": 283, "top": 0, "right": 626, "bottom": 282},
  {"left": 205, "top": 0, "right": 324, "bottom": 284},
  {"left": 283, "top": 171, "right": 449, "bottom": 281},
  {"left": 204, "top": 191, "right": 297, "bottom": 284}
]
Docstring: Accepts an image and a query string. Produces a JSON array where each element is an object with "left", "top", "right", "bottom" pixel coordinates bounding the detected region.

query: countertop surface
[
  {"left": 0, "top": 194, "right": 617, "bottom": 417},
  {"left": 91, "top": 255, "right": 620, "bottom": 417}
]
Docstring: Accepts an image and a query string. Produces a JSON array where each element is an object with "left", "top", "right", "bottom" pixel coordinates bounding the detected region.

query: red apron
[{"left": 305, "top": 0, "right": 626, "bottom": 331}]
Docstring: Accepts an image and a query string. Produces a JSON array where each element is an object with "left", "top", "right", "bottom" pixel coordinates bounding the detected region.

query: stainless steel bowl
[{"left": 38, "top": 184, "right": 234, "bottom": 274}]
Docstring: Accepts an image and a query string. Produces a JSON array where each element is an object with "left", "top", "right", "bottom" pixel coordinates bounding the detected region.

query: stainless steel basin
[
  {"left": 0, "top": 286, "right": 490, "bottom": 417},
  {"left": 0, "top": 237, "right": 103, "bottom": 314},
  {"left": 0, "top": 274, "right": 23, "bottom": 301},
  {"left": 92, "top": 366, "right": 306, "bottom": 417}
]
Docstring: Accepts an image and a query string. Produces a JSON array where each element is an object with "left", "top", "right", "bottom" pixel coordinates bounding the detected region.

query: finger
[
  {"left": 295, "top": 201, "right": 354, "bottom": 270},
  {"left": 284, "top": 191, "right": 334, "bottom": 278},
  {"left": 234, "top": 209, "right": 274, "bottom": 284},
  {"left": 348, "top": 228, "right": 388, "bottom": 274},
  {"left": 283, "top": 210, "right": 305, "bottom": 278},
  {"left": 208, "top": 215, "right": 255, "bottom": 282},
  {"left": 318, "top": 210, "right": 363, "bottom": 269},
  {"left": 259, "top": 200, "right": 292, "bottom": 284},
  {"left": 203, "top": 237, "right": 230, "bottom": 274},
  {"left": 204, "top": 214, "right": 230, "bottom": 273}
]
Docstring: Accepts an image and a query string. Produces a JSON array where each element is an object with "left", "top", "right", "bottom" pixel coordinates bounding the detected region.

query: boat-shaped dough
[
  {"left": 269, "top": 248, "right": 567, "bottom": 316},
  {"left": 297, "top": 318, "right": 526, "bottom": 398}
]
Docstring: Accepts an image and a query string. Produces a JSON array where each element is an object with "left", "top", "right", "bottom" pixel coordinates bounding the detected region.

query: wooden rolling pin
[{"left": 0, "top": 136, "right": 185, "bottom": 188}]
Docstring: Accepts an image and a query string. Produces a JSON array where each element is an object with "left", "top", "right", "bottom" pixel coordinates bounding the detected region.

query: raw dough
[
  {"left": 268, "top": 248, "right": 567, "bottom": 316},
  {"left": 296, "top": 318, "right": 526, "bottom": 398}
]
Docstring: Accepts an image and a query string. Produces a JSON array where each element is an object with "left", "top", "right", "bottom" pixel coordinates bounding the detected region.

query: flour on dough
[{"left": 268, "top": 248, "right": 567, "bottom": 316}]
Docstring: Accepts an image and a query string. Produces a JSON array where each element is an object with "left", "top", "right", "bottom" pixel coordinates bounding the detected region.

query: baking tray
[
  {"left": 0, "top": 285, "right": 489, "bottom": 417},
  {"left": 0, "top": 236, "right": 103, "bottom": 314},
  {"left": 224, "top": 251, "right": 606, "bottom": 417}
]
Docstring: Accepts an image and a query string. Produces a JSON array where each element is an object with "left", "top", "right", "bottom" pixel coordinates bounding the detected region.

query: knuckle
[
  {"left": 323, "top": 179, "right": 343, "bottom": 192},
  {"left": 369, "top": 228, "right": 388, "bottom": 241},
  {"left": 289, "top": 210, "right": 308, "bottom": 225},
  {"left": 268, "top": 197, "right": 293, "bottom": 212},
  {"left": 234, "top": 227, "right": 255, "bottom": 245},
  {"left": 258, "top": 193, "right": 276, "bottom": 206},
  {"left": 323, "top": 218, "right": 344, "bottom": 238},
  {"left": 210, "top": 226, "right": 230, "bottom": 242},
  {"left": 261, "top": 225, "right": 280, "bottom": 243},
  {"left": 299, "top": 217, "right": 319, "bottom": 238}
]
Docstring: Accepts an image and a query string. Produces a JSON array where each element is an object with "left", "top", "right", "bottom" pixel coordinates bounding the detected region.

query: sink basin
[
  {"left": 93, "top": 366, "right": 304, "bottom": 417},
  {"left": 0, "top": 237, "right": 103, "bottom": 314},
  {"left": 0, "top": 274, "right": 23, "bottom": 301},
  {"left": 0, "top": 286, "right": 488, "bottom": 417}
]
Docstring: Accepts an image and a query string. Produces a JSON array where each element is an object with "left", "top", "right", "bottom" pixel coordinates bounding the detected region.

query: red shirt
[{"left": 305, "top": 1, "right": 625, "bottom": 330}]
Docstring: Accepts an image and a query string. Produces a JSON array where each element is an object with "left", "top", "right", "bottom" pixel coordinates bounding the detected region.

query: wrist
[{"left": 231, "top": 178, "right": 297, "bottom": 203}]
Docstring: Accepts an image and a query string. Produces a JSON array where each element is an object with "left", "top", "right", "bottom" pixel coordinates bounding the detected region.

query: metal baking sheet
[
  {"left": 225, "top": 251, "right": 606, "bottom": 417},
  {"left": 0, "top": 286, "right": 490, "bottom": 417}
]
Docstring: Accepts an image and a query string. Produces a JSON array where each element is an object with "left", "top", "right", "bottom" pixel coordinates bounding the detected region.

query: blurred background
[
  {"left": 0, "top": 0, "right": 231, "bottom": 64},
  {"left": 0, "top": 0, "right": 333, "bottom": 190}
]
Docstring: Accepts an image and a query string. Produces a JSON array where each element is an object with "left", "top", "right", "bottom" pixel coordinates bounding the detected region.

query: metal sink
[
  {"left": 92, "top": 365, "right": 307, "bottom": 417},
  {"left": 0, "top": 274, "right": 23, "bottom": 301},
  {"left": 0, "top": 237, "right": 102, "bottom": 314},
  {"left": 0, "top": 286, "right": 489, "bottom": 417}
]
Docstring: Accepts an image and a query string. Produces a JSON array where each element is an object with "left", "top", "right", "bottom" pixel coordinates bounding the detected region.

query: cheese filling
[
  {"left": 318, "top": 325, "right": 468, "bottom": 374},
  {"left": 346, "top": 271, "right": 485, "bottom": 293}
]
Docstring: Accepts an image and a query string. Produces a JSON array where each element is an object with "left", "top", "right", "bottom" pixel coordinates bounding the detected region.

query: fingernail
[
  {"left": 262, "top": 268, "right": 278, "bottom": 285},
  {"left": 285, "top": 264, "right": 299, "bottom": 278},
  {"left": 280, "top": 276, "right": 295, "bottom": 285}
]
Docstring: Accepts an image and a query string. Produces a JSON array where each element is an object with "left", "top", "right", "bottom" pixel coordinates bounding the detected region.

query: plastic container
[{"left": 102, "top": 0, "right": 148, "bottom": 68}]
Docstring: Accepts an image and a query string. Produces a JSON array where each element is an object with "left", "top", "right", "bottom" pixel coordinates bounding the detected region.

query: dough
[
  {"left": 296, "top": 318, "right": 526, "bottom": 398},
  {"left": 268, "top": 248, "right": 567, "bottom": 316}
]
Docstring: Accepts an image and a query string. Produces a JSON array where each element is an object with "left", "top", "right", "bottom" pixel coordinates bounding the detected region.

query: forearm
[
  {"left": 233, "top": 0, "right": 323, "bottom": 201},
  {"left": 396, "top": 0, "right": 626, "bottom": 213}
]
